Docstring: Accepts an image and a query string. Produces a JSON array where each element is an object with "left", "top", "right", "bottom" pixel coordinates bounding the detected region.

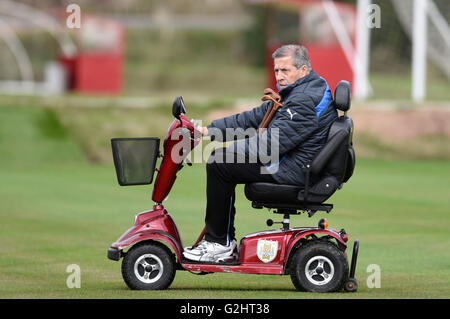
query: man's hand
[
  {"left": 191, "top": 119, "right": 208, "bottom": 137},
  {"left": 197, "top": 126, "right": 208, "bottom": 136}
]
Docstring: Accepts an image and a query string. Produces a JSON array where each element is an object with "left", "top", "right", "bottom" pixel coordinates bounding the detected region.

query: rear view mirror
[{"left": 172, "top": 96, "right": 186, "bottom": 120}]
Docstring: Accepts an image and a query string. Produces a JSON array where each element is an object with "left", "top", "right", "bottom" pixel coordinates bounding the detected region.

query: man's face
[{"left": 274, "top": 55, "right": 309, "bottom": 90}]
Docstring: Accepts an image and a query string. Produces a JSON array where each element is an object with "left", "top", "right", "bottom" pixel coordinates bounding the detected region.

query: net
[
  {"left": 391, "top": 0, "right": 450, "bottom": 79},
  {"left": 111, "top": 137, "right": 160, "bottom": 186}
]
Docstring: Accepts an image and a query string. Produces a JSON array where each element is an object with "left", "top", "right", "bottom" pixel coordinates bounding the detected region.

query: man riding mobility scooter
[{"left": 107, "top": 80, "right": 359, "bottom": 293}]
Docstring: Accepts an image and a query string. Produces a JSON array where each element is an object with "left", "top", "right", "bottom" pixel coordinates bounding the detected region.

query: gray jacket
[{"left": 207, "top": 70, "right": 338, "bottom": 186}]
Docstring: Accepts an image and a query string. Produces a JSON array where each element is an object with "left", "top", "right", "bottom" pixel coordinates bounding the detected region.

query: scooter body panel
[
  {"left": 180, "top": 226, "right": 347, "bottom": 275},
  {"left": 152, "top": 115, "right": 200, "bottom": 203},
  {"left": 109, "top": 204, "right": 348, "bottom": 277},
  {"left": 108, "top": 205, "right": 184, "bottom": 262}
]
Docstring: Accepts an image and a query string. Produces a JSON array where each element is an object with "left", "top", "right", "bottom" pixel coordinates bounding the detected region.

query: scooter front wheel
[{"left": 121, "top": 241, "right": 176, "bottom": 290}]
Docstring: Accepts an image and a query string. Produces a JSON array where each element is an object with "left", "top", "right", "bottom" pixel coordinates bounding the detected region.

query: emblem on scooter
[{"left": 257, "top": 239, "right": 278, "bottom": 263}]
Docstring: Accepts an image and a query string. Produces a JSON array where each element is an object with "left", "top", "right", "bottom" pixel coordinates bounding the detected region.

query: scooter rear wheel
[
  {"left": 289, "top": 240, "right": 348, "bottom": 293},
  {"left": 121, "top": 241, "right": 176, "bottom": 290}
]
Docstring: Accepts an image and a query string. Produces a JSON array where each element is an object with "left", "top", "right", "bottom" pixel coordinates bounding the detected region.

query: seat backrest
[
  {"left": 322, "top": 80, "right": 355, "bottom": 184},
  {"left": 323, "top": 116, "right": 354, "bottom": 184},
  {"left": 293, "top": 81, "right": 355, "bottom": 204},
  {"left": 297, "top": 80, "right": 355, "bottom": 204}
]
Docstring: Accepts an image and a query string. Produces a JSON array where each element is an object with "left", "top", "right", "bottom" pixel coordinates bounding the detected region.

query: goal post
[
  {"left": 412, "top": 0, "right": 427, "bottom": 103},
  {"left": 354, "top": 0, "right": 372, "bottom": 100}
]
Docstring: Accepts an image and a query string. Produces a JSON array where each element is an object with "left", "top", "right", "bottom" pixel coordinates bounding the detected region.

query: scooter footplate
[{"left": 180, "top": 256, "right": 241, "bottom": 266}]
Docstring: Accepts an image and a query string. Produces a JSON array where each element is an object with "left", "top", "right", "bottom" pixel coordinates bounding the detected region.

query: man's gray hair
[{"left": 272, "top": 44, "right": 311, "bottom": 71}]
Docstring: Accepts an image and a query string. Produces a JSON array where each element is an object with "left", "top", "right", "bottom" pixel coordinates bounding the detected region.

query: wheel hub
[
  {"left": 305, "top": 255, "right": 335, "bottom": 286},
  {"left": 134, "top": 253, "right": 164, "bottom": 284}
]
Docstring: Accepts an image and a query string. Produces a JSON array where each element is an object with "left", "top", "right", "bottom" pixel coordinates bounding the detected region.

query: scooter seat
[
  {"left": 245, "top": 175, "right": 340, "bottom": 206},
  {"left": 244, "top": 182, "right": 334, "bottom": 215},
  {"left": 244, "top": 182, "right": 301, "bottom": 204},
  {"left": 245, "top": 80, "right": 355, "bottom": 215},
  {"left": 245, "top": 180, "right": 337, "bottom": 205}
]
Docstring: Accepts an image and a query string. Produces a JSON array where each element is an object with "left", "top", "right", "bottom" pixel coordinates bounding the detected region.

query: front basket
[{"left": 111, "top": 137, "right": 160, "bottom": 186}]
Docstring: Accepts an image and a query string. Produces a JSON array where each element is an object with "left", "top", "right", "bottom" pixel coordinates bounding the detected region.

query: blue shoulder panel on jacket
[{"left": 315, "top": 78, "right": 332, "bottom": 117}]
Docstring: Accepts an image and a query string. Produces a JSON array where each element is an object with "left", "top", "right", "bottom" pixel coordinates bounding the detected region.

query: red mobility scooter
[{"left": 107, "top": 81, "right": 359, "bottom": 293}]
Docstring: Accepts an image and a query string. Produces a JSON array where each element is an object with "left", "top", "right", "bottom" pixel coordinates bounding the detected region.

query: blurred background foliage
[
  {"left": 2, "top": 0, "right": 448, "bottom": 98},
  {"left": 0, "top": 0, "right": 449, "bottom": 164}
]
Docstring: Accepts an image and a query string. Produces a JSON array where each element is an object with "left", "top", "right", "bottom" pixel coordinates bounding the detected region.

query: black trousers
[{"left": 204, "top": 147, "right": 276, "bottom": 245}]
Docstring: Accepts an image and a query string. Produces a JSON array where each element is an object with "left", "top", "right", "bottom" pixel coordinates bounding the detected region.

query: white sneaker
[{"left": 183, "top": 240, "right": 237, "bottom": 262}]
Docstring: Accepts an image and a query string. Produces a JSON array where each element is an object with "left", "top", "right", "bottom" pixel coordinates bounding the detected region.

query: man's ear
[{"left": 299, "top": 65, "right": 310, "bottom": 77}]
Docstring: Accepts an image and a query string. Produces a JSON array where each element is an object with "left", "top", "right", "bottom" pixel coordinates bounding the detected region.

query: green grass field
[{"left": 1, "top": 105, "right": 449, "bottom": 299}]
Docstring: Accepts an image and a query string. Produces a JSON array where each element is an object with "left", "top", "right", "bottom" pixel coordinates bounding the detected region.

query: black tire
[
  {"left": 289, "top": 240, "right": 349, "bottom": 293},
  {"left": 121, "top": 241, "right": 176, "bottom": 290}
]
